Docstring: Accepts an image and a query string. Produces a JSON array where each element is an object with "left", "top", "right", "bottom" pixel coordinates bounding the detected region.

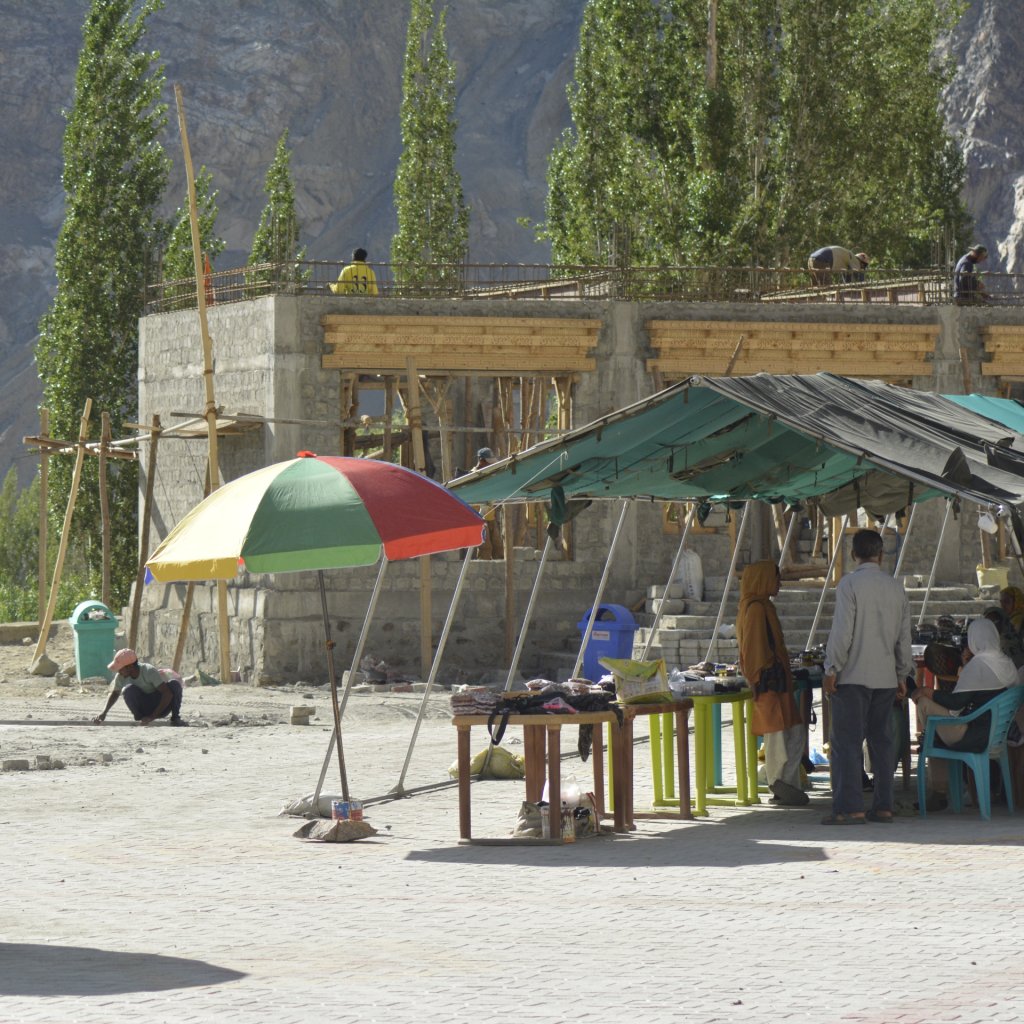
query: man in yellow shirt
[{"left": 331, "top": 248, "right": 378, "bottom": 295}]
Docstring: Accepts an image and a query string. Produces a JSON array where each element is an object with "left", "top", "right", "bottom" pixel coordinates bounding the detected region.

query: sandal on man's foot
[
  {"left": 865, "top": 810, "right": 893, "bottom": 823},
  {"left": 820, "top": 813, "right": 866, "bottom": 825}
]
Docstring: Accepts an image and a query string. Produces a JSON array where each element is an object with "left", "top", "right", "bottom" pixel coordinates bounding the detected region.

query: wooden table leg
[
  {"left": 457, "top": 725, "right": 472, "bottom": 840},
  {"left": 524, "top": 724, "right": 544, "bottom": 803},
  {"left": 547, "top": 724, "right": 561, "bottom": 831},
  {"left": 674, "top": 705, "right": 693, "bottom": 820},
  {"left": 592, "top": 722, "right": 606, "bottom": 820},
  {"left": 623, "top": 714, "right": 635, "bottom": 829},
  {"left": 610, "top": 718, "right": 628, "bottom": 832}
]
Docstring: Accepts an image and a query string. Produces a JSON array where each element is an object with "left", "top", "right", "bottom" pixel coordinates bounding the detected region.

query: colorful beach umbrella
[
  {"left": 146, "top": 453, "right": 485, "bottom": 582},
  {"left": 146, "top": 454, "right": 485, "bottom": 809}
]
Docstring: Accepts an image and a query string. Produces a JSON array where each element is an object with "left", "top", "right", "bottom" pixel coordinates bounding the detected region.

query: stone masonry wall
[{"left": 134, "top": 294, "right": 1024, "bottom": 684}]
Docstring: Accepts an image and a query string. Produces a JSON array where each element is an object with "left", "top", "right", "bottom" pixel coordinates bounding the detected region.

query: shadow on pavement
[{"left": 0, "top": 943, "right": 246, "bottom": 997}]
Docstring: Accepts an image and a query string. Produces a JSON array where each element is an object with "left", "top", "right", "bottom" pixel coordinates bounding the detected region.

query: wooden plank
[
  {"left": 325, "top": 334, "right": 596, "bottom": 352},
  {"left": 649, "top": 355, "right": 930, "bottom": 376},
  {"left": 650, "top": 335, "right": 934, "bottom": 353},
  {"left": 646, "top": 327, "right": 937, "bottom": 345},
  {"left": 646, "top": 320, "right": 939, "bottom": 337},
  {"left": 321, "top": 314, "right": 601, "bottom": 331},
  {"left": 322, "top": 352, "right": 595, "bottom": 372}
]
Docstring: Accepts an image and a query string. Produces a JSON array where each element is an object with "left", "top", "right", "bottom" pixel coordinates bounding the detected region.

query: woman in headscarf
[
  {"left": 910, "top": 616, "right": 1020, "bottom": 808},
  {"left": 737, "top": 560, "right": 806, "bottom": 806}
]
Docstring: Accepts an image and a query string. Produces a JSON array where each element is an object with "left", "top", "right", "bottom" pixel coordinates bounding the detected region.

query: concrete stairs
[{"left": 632, "top": 577, "right": 995, "bottom": 671}]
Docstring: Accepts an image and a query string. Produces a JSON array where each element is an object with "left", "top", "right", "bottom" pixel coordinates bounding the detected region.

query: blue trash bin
[
  {"left": 576, "top": 604, "right": 637, "bottom": 682},
  {"left": 69, "top": 600, "right": 117, "bottom": 682}
]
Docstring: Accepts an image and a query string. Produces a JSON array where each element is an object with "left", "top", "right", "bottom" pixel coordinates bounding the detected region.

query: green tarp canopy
[
  {"left": 944, "top": 394, "right": 1024, "bottom": 436},
  {"left": 448, "top": 374, "right": 1024, "bottom": 521}
]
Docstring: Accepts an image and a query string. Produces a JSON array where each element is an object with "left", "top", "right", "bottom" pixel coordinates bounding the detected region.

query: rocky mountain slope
[{"left": 0, "top": 0, "right": 1020, "bottom": 486}]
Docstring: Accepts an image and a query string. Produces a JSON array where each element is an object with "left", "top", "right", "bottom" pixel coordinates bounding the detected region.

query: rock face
[
  {"left": 942, "top": 0, "right": 1024, "bottom": 273},
  {"left": 0, "top": 0, "right": 586, "bottom": 482},
  {"left": 0, "top": 0, "right": 1021, "bottom": 483}
]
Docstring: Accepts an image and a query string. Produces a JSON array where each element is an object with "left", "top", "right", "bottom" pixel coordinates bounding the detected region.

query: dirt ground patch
[{"left": 0, "top": 622, "right": 455, "bottom": 774}]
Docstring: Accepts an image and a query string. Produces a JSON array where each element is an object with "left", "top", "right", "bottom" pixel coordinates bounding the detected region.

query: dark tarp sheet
[{"left": 448, "top": 373, "right": 1024, "bottom": 517}]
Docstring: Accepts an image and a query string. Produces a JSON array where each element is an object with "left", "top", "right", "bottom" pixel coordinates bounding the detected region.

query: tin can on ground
[
  {"left": 348, "top": 799, "right": 363, "bottom": 821},
  {"left": 331, "top": 799, "right": 350, "bottom": 821},
  {"left": 560, "top": 804, "right": 576, "bottom": 843}
]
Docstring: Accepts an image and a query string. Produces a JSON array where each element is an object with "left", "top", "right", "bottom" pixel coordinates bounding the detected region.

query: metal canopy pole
[
  {"left": 805, "top": 514, "right": 849, "bottom": 651},
  {"left": 641, "top": 504, "right": 697, "bottom": 659},
  {"left": 892, "top": 502, "right": 918, "bottom": 579},
  {"left": 778, "top": 506, "right": 800, "bottom": 570},
  {"left": 701, "top": 501, "right": 752, "bottom": 665},
  {"left": 573, "top": 500, "right": 631, "bottom": 678},
  {"left": 311, "top": 557, "right": 390, "bottom": 812},
  {"left": 504, "top": 533, "right": 556, "bottom": 691},
  {"left": 918, "top": 498, "right": 954, "bottom": 625},
  {"left": 393, "top": 547, "right": 477, "bottom": 794}
]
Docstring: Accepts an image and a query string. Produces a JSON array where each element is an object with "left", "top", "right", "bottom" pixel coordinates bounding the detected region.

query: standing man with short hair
[
  {"left": 331, "top": 248, "right": 379, "bottom": 295},
  {"left": 822, "top": 529, "right": 912, "bottom": 824}
]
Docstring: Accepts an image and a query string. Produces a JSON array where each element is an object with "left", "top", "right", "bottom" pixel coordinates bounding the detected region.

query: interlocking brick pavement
[{"left": 2, "top": 687, "right": 1024, "bottom": 1023}]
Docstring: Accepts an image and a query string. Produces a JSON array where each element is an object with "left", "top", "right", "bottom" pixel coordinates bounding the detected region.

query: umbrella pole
[
  {"left": 573, "top": 500, "right": 630, "bottom": 677},
  {"left": 311, "top": 558, "right": 389, "bottom": 812},
  {"left": 504, "top": 533, "right": 555, "bottom": 691},
  {"left": 318, "top": 570, "right": 350, "bottom": 803},
  {"left": 393, "top": 545, "right": 477, "bottom": 795},
  {"left": 641, "top": 504, "right": 696, "bottom": 660}
]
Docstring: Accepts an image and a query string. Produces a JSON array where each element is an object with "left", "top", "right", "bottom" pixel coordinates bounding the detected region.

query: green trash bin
[{"left": 69, "top": 600, "right": 118, "bottom": 682}]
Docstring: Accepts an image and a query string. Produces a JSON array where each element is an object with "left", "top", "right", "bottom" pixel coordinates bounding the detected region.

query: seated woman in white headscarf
[{"left": 910, "top": 617, "right": 1020, "bottom": 807}]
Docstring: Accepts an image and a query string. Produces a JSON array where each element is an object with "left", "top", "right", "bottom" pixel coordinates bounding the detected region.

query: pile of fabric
[{"left": 450, "top": 686, "right": 501, "bottom": 716}]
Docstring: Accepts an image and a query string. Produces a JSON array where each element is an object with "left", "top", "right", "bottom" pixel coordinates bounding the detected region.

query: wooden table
[
  {"left": 451, "top": 710, "right": 628, "bottom": 843},
  {"left": 611, "top": 700, "right": 694, "bottom": 826}
]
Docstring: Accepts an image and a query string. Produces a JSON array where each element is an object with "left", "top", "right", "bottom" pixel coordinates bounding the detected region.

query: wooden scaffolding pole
[
  {"left": 32, "top": 399, "right": 92, "bottom": 671},
  {"left": 99, "top": 412, "right": 112, "bottom": 607},
  {"left": 405, "top": 358, "right": 433, "bottom": 678},
  {"left": 175, "top": 84, "right": 231, "bottom": 686},
  {"left": 129, "top": 415, "right": 161, "bottom": 650},
  {"left": 37, "top": 408, "right": 49, "bottom": 627}
]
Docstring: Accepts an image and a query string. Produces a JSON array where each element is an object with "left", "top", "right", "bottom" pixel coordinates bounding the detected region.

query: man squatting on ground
[
  {"left": 822, "top": 529, "right": 913, "bottom": 824},
  {"left": 93, "top": 648, "right": 186, "bottom": 726}
]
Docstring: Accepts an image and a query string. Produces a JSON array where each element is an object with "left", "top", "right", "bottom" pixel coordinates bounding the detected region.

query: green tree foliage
[
  {"left": 0, "top": 470, "right": 93, "bottom": 622},
  {"left": 248, "top": 130, "right": 307, "bottom": 291},
  {"left": 391, "top": 0, "right": 469, "bottom": 293},
  {"left": 162, "top": 166, "right": 226, "bottom": 310},
  {"left": 546, "top": 0, "right": 969, "bottom": 270},
  {"left": 34, "top": 0, "right": 169, "bottom": 606}
]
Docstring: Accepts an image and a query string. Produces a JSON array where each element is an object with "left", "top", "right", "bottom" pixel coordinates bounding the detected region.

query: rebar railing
[{"left": 144, "top": 260, "right": 1024, "bottom": 314}]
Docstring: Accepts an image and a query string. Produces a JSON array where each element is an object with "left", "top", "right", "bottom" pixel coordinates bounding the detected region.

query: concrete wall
[{"left": 135, "top": 294, "right": 1024, "bottom": 684}]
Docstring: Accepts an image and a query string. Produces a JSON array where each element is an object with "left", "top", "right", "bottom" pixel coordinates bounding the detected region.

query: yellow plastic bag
[
  {"left": 448, "top": 744, "right": 526, "bottom": 780},
  {"left": 598, "top": 657, "right": 671, "bottom": 704}
]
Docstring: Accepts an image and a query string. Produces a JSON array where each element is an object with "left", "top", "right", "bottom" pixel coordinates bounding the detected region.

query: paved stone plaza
[{"left": 2, "top": 679, "right": 1024, "bottom": 1024}]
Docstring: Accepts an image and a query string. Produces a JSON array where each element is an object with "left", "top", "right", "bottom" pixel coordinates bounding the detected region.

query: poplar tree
[
  {"left": 391, "top": 0, "right": 469, "bottom": 293},
  {"left": 248, "top": 130, "right": 307, "bottom": 291},
  {"left": 35, "top": 0, "right": 169, "bottom": 603},
  {"left": 162, "top": 167, "right": 225, "bottom": 310},
  {"left": 546, "top": 0, "right": 968, "bottom": 270}
]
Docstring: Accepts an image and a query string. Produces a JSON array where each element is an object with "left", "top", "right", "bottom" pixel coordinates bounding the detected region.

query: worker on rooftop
[
  {"left": 807, "top": 246, "right": 870, "bottom": 287},
  {"left": 331, "top": 247, "right": 379, "bottom": 295}
]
